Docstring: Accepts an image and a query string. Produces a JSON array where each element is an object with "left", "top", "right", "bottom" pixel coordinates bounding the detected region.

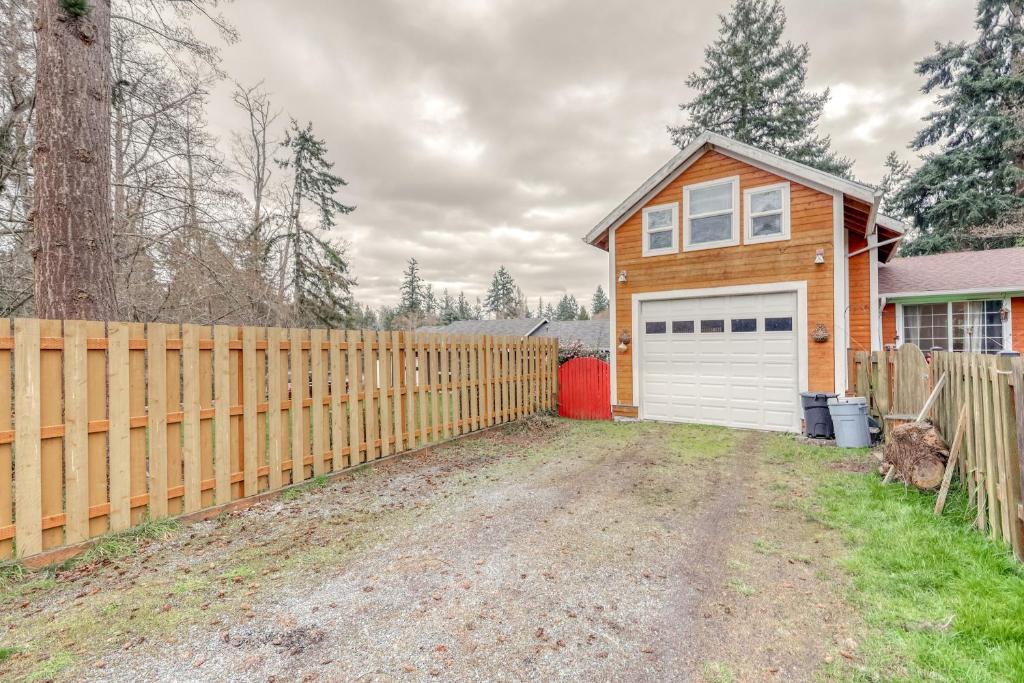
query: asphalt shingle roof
[
  {"left": 417, "top": 318, "right": 609, "bottom": 351},
  {"left": 878, "top": 247, "right": 1024, "bottom": 296}
]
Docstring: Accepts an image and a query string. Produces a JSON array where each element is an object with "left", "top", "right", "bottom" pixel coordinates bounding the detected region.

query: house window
[
  {"left": 901, "top": 299, "right": 1008, "bottom": 353},
  {"left": 683, "top": 176, "right": 740, "bottom": 251},
  {"left": 642, "top": 203, "right": 679, "bottom": 256},
  {"left": 744, "top": 183, "right": 790, "bottom": 243}
]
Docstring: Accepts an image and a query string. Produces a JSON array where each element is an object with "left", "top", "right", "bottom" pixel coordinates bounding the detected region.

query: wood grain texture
[
  {"left": 146, "top": 323, "right": 168, "bottom": 518},
  {"left": 107, "top": 323, "right": 131, "bottom": 532},
  {"left": 62, "top": 320, "right": 89, "bottom": 544},
  {"left": 213, "top": 325, "right": 232, "bottom": 504},
  {"left": 182, "top": 324, "right": 202, "bottom": 512},
  {"left": 14, "top": 318, "right": 42, "bottom": 556}
]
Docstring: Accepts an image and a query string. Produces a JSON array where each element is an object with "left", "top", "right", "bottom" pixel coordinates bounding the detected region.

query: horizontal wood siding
[
  {"left": 613, "top": 150, "right": 836, "bottom": 405},
  {"left": 848, "top": 233, "right": 872, "bottom": 353},
  {"left": 882, "top": 303, "right": 897, "bottom": 347}
]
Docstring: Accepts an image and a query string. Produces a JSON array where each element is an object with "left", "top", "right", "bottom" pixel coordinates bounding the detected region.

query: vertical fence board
[
  {"left": 199, "top": 326, "right": 216, "bottom": 507},
  {"left": 406, "top": 332, "right": 417, "bottom": 448},
  {"left": 266, "top": 328, "right": 284, "bottom": 490},
  {"left": 165, "top": 324, "right": 184, "bottom": 513},
  {"left": 62, "top": 321, "right": 89, "bottom": 545},
  {"left": 390, "top": 330, "right": 403, "bottom": 453},
  {"left": 85, "top": 320, "right": 108, "bottom": 537},
  {"left": 182, "top": 324, "right": 203, "bottom": 512},
  {"left": 126, "top": 323, "right": 146, "bottom": 526},
  {"left": 289, "top": 329, "right": 306, "bottom": 483},
  {"left": 378, "top": 333, "right": 392, "bottom": 458},
  {"left": 14, "top": 318, "right": 42, "bottom": 556},
  {"left": 0, "top": 319, "right": 11, "bottom": 560},
  {"left": 242, "top": 326, "right": 260, "bottom": 494},
  {"left": 429, "top": 335, "right": 440, "bottom": 441},
  {"left": 147, "top": 324, "right": 168, "bottom": 518},
  {"left": 346, "top": 330, "right": 362, "bottom": 465},
  {"left": 310, "top": 329, "right": 327, "bottom": 476},
  {"left": 363, "top": 330, "right": 378, "bottom": 459},
  {"left": 107, "top": 323, "right": 131, "bottom": 532},
  {"left": 330, "top": 330, "right": 346, "bottom": 471},
  {"left": 440, "top": 335, "right": 450, "bottom": 439},
  {"left": 38, "top": 320, "right": 63, "bottom": 548},
  {"left": 213, "top": 326, "right": 232, "bottom": 504}
]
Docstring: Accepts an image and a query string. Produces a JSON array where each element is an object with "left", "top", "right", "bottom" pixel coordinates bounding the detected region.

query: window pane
[
  {"left": 700, "top": 319, "right": 725, "bottom": 333},
  {"left": 691, "top": 214, "right": 733, "bottom": 244},
  {"left": 731, "top": 318, "right": 757, "bottom": 332},
  {"left": 765, "top": 317, "right": 793, "bottom": 332},
  {"left": 750, "top": 188, "right": 782, "bottom": 213},
  {"left": 951, "top": 299, "right": 1004, "bottom": 353},
  {"left": 903, "top": 303, "right": 949, "bottom": 351},
  {"left": 645, "top": 321, "right": 666, "bottom": 334},
  {"left": 751, "top": 214, "right": 782, "bottom": 236},
  {"left": 647, "top": 208, "right": 674, "bottom": 230},
  {"left": 672, "top": 320, "right": 694, "bottom": 333},
  {"left": 689, "top": 183, "right": 733, "bottom": 215},
  {"left": 648, "top": 229, "right": 673, "bottom": 250}
]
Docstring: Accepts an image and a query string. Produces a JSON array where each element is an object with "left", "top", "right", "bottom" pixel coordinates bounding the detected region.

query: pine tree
[
  {"left": 668, "top": 0, "right": 852, "bottom": 176},
  {"left": 877, "top": 151, "right": 911, "bottom": 217},
  {"left": 398, "top": 257, "right": 425, "bottom": 314},
  {"left": 484, "top": 266, "right": 519, "bottom": 319},
  {"left": 439, "top": 289, "right": 457, "bottom": 324},
  {"left": 893, "top": 0, "right": 1024, "bottom": 255},
  {"left": 278, "top": 119, "right": 356, "bottom": 327},
  {"left": 555, "top": 294, "right": 580, "bottom": 321},
  {"left": 577, "top": 306, "right": 590, "bottom": 320},
  {"left": 591, "top": 285, "right": 609, "bottom": 315},
  {"left": 455, "top": 291, "right": 473, "bottom": 321},
  {"left": 543, "top": 302, "right": 556, "bottom": 319}
]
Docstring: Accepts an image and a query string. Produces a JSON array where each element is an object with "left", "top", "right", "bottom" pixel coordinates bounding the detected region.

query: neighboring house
[
  {"left": 583, "top": 131, "right": 905, "bottom": 432},
  {"left": 418, "top": 318, "right": 610, "bottom": 352},
  {"left": 878, "top": 247, "right": 1024, "bottom": 354}
]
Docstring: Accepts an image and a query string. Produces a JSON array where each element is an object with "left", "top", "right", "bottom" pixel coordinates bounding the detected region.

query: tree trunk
[
  {"left": 31, "top": 0, "right": 117, "bottom": 320},
  {"left": 882, "top": 421, "right": 948, "bottom": 490}
]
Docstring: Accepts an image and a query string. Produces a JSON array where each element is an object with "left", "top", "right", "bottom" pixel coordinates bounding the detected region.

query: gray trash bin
[{"left": 827, "top": 397, "right": 871, "bottom": 448}]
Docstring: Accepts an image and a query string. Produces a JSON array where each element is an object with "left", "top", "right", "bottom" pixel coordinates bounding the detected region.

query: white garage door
[{"left": 639, "top": 292, "right": 800, "bottom": 432}]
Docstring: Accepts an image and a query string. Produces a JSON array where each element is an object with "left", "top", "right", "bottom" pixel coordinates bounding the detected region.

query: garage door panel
[{"left": 640, "top": 291, "right": 800, "bottom": 432}]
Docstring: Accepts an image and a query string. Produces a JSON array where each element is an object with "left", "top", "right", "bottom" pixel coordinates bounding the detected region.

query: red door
[{"left": 558, "top": 357, "right": 612, "bottom": 420}]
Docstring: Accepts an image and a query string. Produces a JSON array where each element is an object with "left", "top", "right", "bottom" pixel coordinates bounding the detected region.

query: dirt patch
[{"left": 1, "top": 418, "right": 864, "bottom": 682}]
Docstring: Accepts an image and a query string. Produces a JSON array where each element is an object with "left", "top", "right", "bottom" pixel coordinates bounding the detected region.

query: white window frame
[
  {"left": 744, "top": 182, "right": 791, "bottom": 244},
  {"left": 895, "top": 298, "right": 1013, "bottom": 353},
  {"left": 641, "top": 202, "right": 679, "bottom": 257},
  {"left": 683, "top": 176, "right": 740, "bottom": 251}
]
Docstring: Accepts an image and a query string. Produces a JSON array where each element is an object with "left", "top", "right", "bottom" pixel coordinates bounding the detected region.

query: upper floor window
[
  {"left": 642, "top": 203, "right": 679, "bottom": 256},
  {"left": 683, "top": 176, "right": 740, "bottom": 251},
  {"left": 744, "top": 183, "right": 791, "bottom": 244}
]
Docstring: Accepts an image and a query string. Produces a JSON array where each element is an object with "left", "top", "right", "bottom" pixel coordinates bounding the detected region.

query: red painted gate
[{"left": 557, "top": 357, "right": 611, "bottom": 420}]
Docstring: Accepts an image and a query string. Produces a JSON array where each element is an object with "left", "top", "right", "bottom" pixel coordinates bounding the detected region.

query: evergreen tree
[
  {"left": 577, "top": 306, "right": 590, "bottom": 320},
  {"left": 423, "top": 283, "right": 437, "bottom": 316},
  {"left": 398, "top": 257, "right": 425, "bottom": 313},
  {"left": 455, "top": 291, "right": 473, "bottom": 320},
  {"left": 668, "top": 0, "right": 852, "bottom": 176},
  {"left": 591, "top": 285, "right": 609, "bottom": 315},
  {"left": 555, "top": 294, "right": 580, "bottom": 321},
  {"left": 893, "top": 0, "right": 1024, "bottom": 255},
  {"left": 877, "top": 151, "right": 911, "bottom": 217},
  {"left": 543, "top": 302, "right": 556, "bottom": 319},
  {"left": 473, "top": 297, "right": 484, "bottom": 320},
  {"left": 484, "top": 265, "right": 519, "bottom": 319},
  {"left": 536, "top": 297, "right": 545, "bottom": 319},
  {"left": 278, "top": 119, "right": 356, "bottom": 327},
  {"left": 439, "top": 289, "right": 457, "bottom": 325}
]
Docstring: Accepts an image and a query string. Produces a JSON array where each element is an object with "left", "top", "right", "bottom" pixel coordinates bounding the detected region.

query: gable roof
[
  {"left": 533, "top": 320, "right": 609, "bottom": 351},
  {"left": 417, "top": 318, "right": 610, "bottom": 350},
  {"left": 583, "top": 131, "right": 905, "bottom": 249},
  {"left": 417, "top": 318, "right": 546, "bottom": 337},
  {"left": 878, "top": 247, "right": 1024, "bottom": 298}
]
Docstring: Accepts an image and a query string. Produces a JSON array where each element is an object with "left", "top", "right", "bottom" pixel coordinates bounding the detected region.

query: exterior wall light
[
  {"left": 617, "top": 330, "right": 631, "bottom": 352},
  {"left": 618, "top": 270, "right": 627, "bottom": 284},
  {"left": 814, "top": 248, "right": 825, "bottom": 264}
]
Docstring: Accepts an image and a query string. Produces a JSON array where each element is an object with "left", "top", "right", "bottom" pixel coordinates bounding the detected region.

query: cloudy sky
[{"left": 201, "top": 0, "right": 976, "bottom": 311}]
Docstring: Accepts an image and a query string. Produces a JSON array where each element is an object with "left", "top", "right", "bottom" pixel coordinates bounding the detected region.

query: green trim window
[{"left": 901, "top": 299, "right": 1007, "bottom": 354}]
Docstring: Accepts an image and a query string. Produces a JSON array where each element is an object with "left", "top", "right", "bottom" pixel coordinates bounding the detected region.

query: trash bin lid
[
  {"left": 800, "top": 392, "right": 838, "bottom": 399},
  {"left": 827, "top": 396, "right": 868, "bottom": 406}
]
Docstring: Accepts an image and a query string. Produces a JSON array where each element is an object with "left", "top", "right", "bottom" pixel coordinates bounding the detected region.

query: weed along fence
[
  {"left": 0, "top": 318, "right": 559, "bottom": 562},
  {"left": 850, "top": 344, "right": 1024, "bottom": 560}
]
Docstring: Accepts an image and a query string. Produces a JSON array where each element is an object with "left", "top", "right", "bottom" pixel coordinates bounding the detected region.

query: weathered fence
[
  {"left": 0, "top": 319, "right": 559, "bottom": 561},
  {"left": 850, "top": 344, "right": 1024, "bottom": 560}
]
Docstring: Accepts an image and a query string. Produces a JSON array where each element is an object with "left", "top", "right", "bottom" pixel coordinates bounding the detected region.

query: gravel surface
[{"left": 2, "top": 417, "right": 862, "bottom": 682}]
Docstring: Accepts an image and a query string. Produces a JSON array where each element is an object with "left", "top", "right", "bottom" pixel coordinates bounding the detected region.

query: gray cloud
[{"left": 202, "top": 0, "right": 977, "bottom": 308}]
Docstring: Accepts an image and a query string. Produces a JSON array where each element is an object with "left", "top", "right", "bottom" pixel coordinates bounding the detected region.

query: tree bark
[
  {"left": 882, "top": 421, "right": 948, "bottom": 490},
  {"left": 31, "top": 0, "right": 117, "bottom": 320}
]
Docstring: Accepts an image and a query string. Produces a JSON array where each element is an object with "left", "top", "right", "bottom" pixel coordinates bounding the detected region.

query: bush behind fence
[{"left": 0, "top": 318, "right": 558, "bottom": 561}]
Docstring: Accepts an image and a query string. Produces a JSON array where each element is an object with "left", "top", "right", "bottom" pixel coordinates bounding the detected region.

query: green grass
[
  {"left": 0, "top": 646, "right": 17, "bottom": 663},
  {"left": 280, "top": 474, "right": 330, "bottom": 501},
  {"left": 664, "top": 423, "right": 736, "bottom": 461},
  {"left": 74, "top": 517, "right": 180, "bottom": 565},
  {"left": 27, "top": 650, "right": 74, "bottom": 682},
  {"left": 766, "top": 435, "right": 1024, "bottom": 682}
]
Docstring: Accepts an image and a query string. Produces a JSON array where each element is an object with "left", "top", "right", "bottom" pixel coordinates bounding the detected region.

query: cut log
[{"left": 882, "top": 421, "right": 948, "bottom": 490}]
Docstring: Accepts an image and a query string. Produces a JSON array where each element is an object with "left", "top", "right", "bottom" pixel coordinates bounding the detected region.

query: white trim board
[
  {"left": 883, "top": 288, "right": 1024, "bottom": 302},
  {"left": 894, "top": 298, "right": 1014, "bottom": 352},
  {"left": 833, "top": 193, "right": 848, "bottom": 395},
  {"left": 609, "top": 230, "right": 617, "bottom": 407},
  {"left": 629, "top": 281, "right": 810, "bottom": 427}
]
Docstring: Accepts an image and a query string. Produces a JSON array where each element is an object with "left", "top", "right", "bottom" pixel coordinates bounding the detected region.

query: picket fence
[
  {"left": 0, "top": 319, "right": 559, "bottom": 561},
  {"left": 850, "top": 344, "right": 1024, "bottom": 560}
]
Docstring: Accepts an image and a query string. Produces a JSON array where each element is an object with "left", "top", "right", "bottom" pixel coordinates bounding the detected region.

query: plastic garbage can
[
  {"left": 800, "top": 392, "right": 837, "bottom": 438},
  {"left": 828, "top": 396, "right": 871, "bottom": 448}
]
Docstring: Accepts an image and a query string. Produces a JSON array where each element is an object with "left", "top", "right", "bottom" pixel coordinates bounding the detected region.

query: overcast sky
[{"left": 201, "top": 0, "right": 976, "bottom": 311}]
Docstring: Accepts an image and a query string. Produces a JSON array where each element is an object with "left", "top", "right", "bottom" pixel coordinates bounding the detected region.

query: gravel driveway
[{"left": 2, "top": 417, "right": 863, "bottom": 682}]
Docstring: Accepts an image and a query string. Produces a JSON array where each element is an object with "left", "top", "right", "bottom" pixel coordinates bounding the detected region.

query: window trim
[
  {"left": 641, "top": 202, "right": 679, "bottom": 257},
  {"left": 744, "top": 182, "right": 791, "bottom": 244},
  {"left": 682, "top": 176, "right": 740, "bottom": 252},
  {"left": 895, "top": 298, "right": 1012, "bottom": 353}
]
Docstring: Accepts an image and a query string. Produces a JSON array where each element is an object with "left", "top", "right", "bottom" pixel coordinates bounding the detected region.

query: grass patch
[
  {"left": 0, "top": 646, "right": 17, "bottom": 662},
  {"left": 728, "top": 578, "right": 756, "bottom": 596},
  {"left": 665, "top": 423, "right": 736, "bottom": 462},
  {"left": 766, "top": 435, "right": 1024, "bottom": 682},
  {"left": 27, "top": 650, "right": 74, "bottom": 682},
  {"left": 75, "top": 517, "right": 179, "bottom": 565},
  {"left": 280, "top": 474, "right": 330, "bottom": 501},
  {"left": 701, "top": 661, "right": 737, "bottom": 683}
]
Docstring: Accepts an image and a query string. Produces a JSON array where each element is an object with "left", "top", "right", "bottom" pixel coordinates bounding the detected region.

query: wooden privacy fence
[
  {"left": 0, "top": 319, "right": 559, "bottom": 561},
  {"left": 850, "top": 344, "right": 1024, "bottom": 560}
]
